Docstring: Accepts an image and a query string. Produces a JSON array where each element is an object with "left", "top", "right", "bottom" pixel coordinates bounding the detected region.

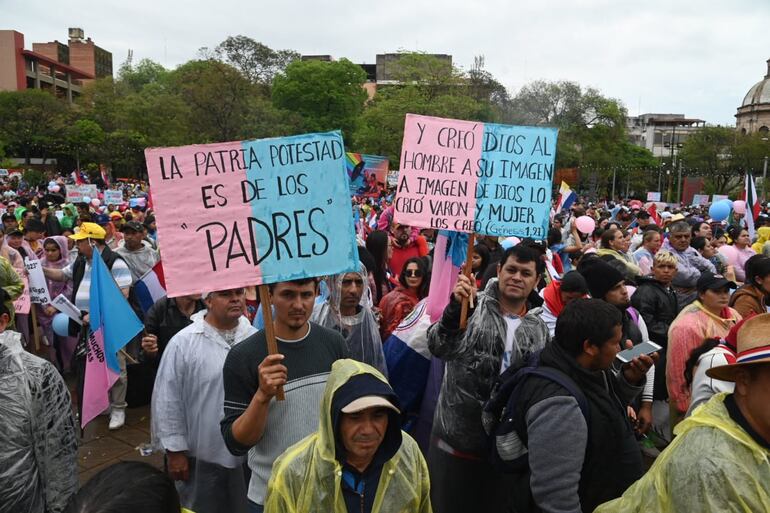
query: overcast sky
[{"left": 4, "top": 0, "right": 769, "bottom": 125}]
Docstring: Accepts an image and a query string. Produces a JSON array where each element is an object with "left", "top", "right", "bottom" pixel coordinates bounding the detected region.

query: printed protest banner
[
  {"left": 14, "top": 276, "right": 30, "bottom": 314},
  {"left": 25, "top": 258, "right": 51, "bottom": 304},
  {"left": 394, "top": 114, "right": 558, "bottom": 239},
  {"left": 145, "top": 131, "right": 358, "bottom": 297},
  {"left": 692, "top": 194, "right": 710, "bottom": 206},
  {"left": 647, "top": 191, "right": 661, "bottom": 202},
  {"left": 712, "top": 194, "right": 729, "bottom": 203},
  {"left": 346, "top": 153, "right": 389, "bottom": 198},
  {"left": 104, "top": 190, "right": 124, "bottom": 205},
  {"left": 66, "top": 184, "right": 98, "bottom": 203}
]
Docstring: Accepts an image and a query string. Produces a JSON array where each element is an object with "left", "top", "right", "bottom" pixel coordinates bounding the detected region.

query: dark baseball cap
[
  {"left": 121, "top": 221, "right": 144, "bottom": 233},
  {"left": 93, "top": 213, "right": 111, "bottom": 226},
  {"left": 697, "top": 272, "right": 737, "bottom": 293}
]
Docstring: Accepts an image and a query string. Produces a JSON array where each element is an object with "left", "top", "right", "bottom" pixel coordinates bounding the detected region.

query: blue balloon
[
  {"left": 709, "top": 201, "right": 731, "bottom": 222},
  {"left": 52, "top": 313, "right": 71, "bottom": 337}
]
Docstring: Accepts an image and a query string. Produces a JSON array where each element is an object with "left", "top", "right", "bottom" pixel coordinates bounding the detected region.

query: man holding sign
[
  {"left": 394, "top": 114, "right": 557, "bottom": 513},
  {"left": 144, "top": 131, "right": 359, "bottom": 513},
  {"left": 220, "top": 279, "right": 348, "bottom": 513}
]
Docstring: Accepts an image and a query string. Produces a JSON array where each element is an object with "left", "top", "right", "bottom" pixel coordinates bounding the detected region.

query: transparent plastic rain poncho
[
  {"left": 311, "top": 263, "right": 388, "bottom": 376},
  {"left": 595, "top": 393, "right": 770, "bottom": 513},
  {"left": 264, "top": 359, "right": 431, "bottom": 513},
  {"left": 0, "top": 330, "right": 78, "bottom": 513}
]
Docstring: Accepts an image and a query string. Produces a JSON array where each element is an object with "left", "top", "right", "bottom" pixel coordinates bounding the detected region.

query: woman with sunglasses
[{"left": 378, "top": 257, "right": 430, "bottom": 340}]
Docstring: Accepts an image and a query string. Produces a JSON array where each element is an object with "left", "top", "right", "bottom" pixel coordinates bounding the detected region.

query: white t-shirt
[
  {"left": 500, "top": 315, "right": 523, "bottom": 373},
  {"left": 62, "top": 253, "right": 133, "bottom": 311}
]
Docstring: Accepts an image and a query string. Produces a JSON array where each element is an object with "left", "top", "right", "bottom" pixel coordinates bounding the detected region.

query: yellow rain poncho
[
  {"left": 752, "top": 226, "right": 770, "bottom": 255},
  {"left": 595, "top": 393, "right": 770, "bottom": 513},
  {"left": 264, "top": 359, "right": 432, "bottom": 513}
]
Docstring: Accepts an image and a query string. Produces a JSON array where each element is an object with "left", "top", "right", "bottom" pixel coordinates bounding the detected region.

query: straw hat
[{"left": 707, "top": 313, "right": 770, "bottom": 381}]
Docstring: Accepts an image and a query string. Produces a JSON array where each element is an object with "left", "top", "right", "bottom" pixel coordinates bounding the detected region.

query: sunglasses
[{"left": 405, "top": 269, "right": 423, "bottom": 278}]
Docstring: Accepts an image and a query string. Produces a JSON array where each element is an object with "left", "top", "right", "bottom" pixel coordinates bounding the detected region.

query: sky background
[{"left": 4, "top": 0, "right": 769, "bottom": 126}]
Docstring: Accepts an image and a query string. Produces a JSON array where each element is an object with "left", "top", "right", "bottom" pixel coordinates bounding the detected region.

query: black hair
[
  {"left": 684, "top": 338, "right": 721, "bottom": 387},
  {"left": 0, "top": 288, "right": 9, "bottom": 318},
  {"left": 1, "top": 213, "right": 15, "bottom": 222},
  {"left": 357, "top": 246, "right": 376, "bottom": 276},
  {"left": 636, "top": 211, "right": 651, "bottom": 220},
  {"left": 555, "top": 298, "right": 622, "bottom": 357},
  {"left": 746, "top": 255, "right": 770, "bottom": 289},
  {"left": 398, "top": 256, "right": 430, "bottom": 299},
  {"left": 691, "top": 236, "right": 709, "bottom": 252},
  {"left": 471, "top": 243, "right": 490, "bottom": 274},
  {"left": 499, "top": 244, "right": 545, "bottom": 275},
  {"left": 561, "top": 271, "right": 589, "bottom": 294},
  {"left": 727, "top": 225, "right": 745, "bottom": 243},
  {"left": 365, "top": 230, "right": 390, "bottom": 303},
  {"left": 267, "top": 277, "right": 317, "bottom": 292},
  {"left": 547, "top": 227, "right": 562, "bottom": 247},
  {"left": 63, "top": 461, "right": 180, "bottom": 513},
  {"left": 601, "top": 228, "right": 621, "bottom": 249}
]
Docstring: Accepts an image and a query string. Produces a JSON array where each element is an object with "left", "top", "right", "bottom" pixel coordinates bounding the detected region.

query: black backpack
[{"left": 482, "top": 350, "right": 591, "bottom": 473}]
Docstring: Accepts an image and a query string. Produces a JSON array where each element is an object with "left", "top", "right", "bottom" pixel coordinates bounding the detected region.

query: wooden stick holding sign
[
  {"left": 30, "top": 306, "right": 41, "bottom": 351},
  {"left": 258, "top": 284, "right": 285, "bottom": 401},
  {"left": 459, "top": 233, "right": 476, "bottom": 329}
]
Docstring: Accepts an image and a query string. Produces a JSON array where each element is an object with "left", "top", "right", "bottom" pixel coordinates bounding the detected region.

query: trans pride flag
[{"left": 81, "top": 249, "right": 143, "bottom": 427}]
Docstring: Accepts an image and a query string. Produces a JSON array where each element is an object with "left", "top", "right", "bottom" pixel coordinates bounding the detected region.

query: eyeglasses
[{"left": 405, "top": 269, "right": 423, "bottom": 278}]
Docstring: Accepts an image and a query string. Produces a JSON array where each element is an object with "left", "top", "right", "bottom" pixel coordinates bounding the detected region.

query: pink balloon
[
  {"left": 732, "top": 200, "right": 746, "bottom": 215},
  {"left": 575, "top": 215, "right": 596, "bottom": 234},
  {"left": 51, "top": 185, "right": 60, "bottom": 193},
  {"left": 91, "top": 198, "right": 101, "bottom": 207}
]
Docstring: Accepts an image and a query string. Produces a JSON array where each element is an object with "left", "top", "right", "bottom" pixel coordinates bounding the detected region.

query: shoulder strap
[
  {"left": 511, "top": 365, "right": 591, "bottom": 426},
  {"left": 626, "top": 306, "right": 639, "bottom": 325}
]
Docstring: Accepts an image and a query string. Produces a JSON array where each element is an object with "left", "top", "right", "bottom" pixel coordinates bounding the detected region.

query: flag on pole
[
  {"left": 99, "top": 164, "right": 110, "bottom": 188},
  {"left": 745, "top": 172, "right": 760, "bottom": 239},
  {"left": 647, "top": 203, "right": 661, "bottom": 226},
  {"left": 556, "top": 181, "right": 577, "bottom": 212},
  {"left": 81, "top": 249, "right": 143, "bottom": 427},
  {"left": 134, "top": 261, "right": 166, "bottom": 313},
  {"left": 426, "top": 231, "right": 467, "bottom": 323}
]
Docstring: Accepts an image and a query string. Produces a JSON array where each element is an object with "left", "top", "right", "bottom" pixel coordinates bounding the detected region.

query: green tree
[
  {"left": 63, "top": 119, "right": 105, "bottom": 171},
  {"left": 22, "top": 168, "right": 45, "bottom": 188},
  {"left": 210, "top": 36, "right": 300, "bottom": 86},
  {"left": 0, "top": 89, "right": 70, "bottom": 164},
  {"left": 169, "top": 59, "right": 257, "bottom": 142},
  {"left": 118, "top": 58, "right": 170, "bottom": 92},
  {"left": 353, "top": 53, "right": 494, "bottom": 162},
  {"left": 272, "top": 58, "right": 368, "bottom": 141},
  {"left": 678, "top": 126, "right": 741, "bottom": 193}
]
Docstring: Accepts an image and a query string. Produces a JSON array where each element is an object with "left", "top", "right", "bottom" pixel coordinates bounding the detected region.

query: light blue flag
[{"left": 90, "top": 249, "right": 143, "bottom": 374}]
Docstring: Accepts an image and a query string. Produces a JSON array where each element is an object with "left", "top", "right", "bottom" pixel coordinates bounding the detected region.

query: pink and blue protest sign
[
  {"left": 394, "top": 114, "right": 558, "bottom": 239},
  {"left": 145, "top": 131, "right": 358, "bottom": 297}
]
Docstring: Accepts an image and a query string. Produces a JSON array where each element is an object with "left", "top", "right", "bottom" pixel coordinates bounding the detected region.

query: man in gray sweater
[{"left": 510, "top": 299, "right": 656, "bottom": 513}]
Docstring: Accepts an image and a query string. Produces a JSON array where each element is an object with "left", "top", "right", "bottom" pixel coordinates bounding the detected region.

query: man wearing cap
[
  {"left": 595, "top": 313, "right": 770, "bottom": 513},
  {"left": 667, "top": 271, "right": 741, "bottom": 431},
  {"left": 152, "top": 288, "right": 256, "bottom": 513},
  {"left": 43, "top": 222, "right": 134, "bottom": 430},
  {"left": 662, "top": 221, "right": 716, "bottom": 309},
  {"left": 2, "top": 212, "right": 18, "bottom": 233},
  {"left": 116, "top": 221, "right": 159, "bottom": 283},
  {"left": 94, "top": 212, "right": 124, "bottom": 250},
  {"left": 264, "top": 359, "right": 431, "bottom": 513}
]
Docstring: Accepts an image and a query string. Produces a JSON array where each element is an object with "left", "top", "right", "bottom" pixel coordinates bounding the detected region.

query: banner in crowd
[
  {"left": 394, "top": 114, "right": 558, "bottom": 238},
  {"left": 66, "top": 184, "right": 98, "bottom": 203},
  {"left": 145, "top": 131, "right": 358, "bottom": 297},
  {"left": 712, "top": 194, "right": 729, "bottom": 203},
  {"left": 104, "top": 190, "right": 124, "bottom": 205},
  {"left": 692, "top": 194, "right": 710, "bottom": 206},
  {"left": 25, "top": 258, "right": 51, "bottom": 305},
  {"left": 346, "top": 152, "right": 389, "bottom": 198},
  {"left": 646, "top": 191, "right": 661, "bottom": 202}
]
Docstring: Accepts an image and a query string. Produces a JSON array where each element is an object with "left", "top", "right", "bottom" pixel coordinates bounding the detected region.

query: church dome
[{"left": 741, "top": 59, "right": 770, "bottom": 107}]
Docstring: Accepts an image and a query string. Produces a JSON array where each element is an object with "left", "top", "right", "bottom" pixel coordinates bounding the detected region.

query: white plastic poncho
[
  {"left": 0, "top": 330, "right": 78, "bottom": 513},
  {"left": 151, "top": 310, "right": 256, "bottom": 513},
  {"left": 595, "top": 393, "right": 770, "bottom": 513},
  {"left": 312, "top": 263, "right": 387, "bottom": 375},
  {"left": 264, "top": 359, "right": 432, "bottom": 513}
]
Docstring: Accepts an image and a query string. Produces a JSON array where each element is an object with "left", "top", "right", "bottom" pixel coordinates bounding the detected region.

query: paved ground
[{"left": 77, "top": 405, "right": 165, "bottom": 484}]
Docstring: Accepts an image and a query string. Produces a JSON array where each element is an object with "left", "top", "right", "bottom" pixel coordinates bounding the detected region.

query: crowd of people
[{"left": 1, "top": 174, "right": 770, "bottom": 513}]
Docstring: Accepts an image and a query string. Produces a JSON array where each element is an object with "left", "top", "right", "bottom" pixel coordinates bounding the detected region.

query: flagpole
[{"left": 459, "top": 233, "right": 476, "bottom": 329}]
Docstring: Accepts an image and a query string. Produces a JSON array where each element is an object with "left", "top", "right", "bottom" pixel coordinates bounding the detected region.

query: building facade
[
  {"left": 626, "top": 113, "right": 706, "bottom": 158},
  {"left": 0, "top": 28, "right": 111, "bottom": 103},
  {"left": 736, "top": 59, "right": 770, "bottom": 134}
]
